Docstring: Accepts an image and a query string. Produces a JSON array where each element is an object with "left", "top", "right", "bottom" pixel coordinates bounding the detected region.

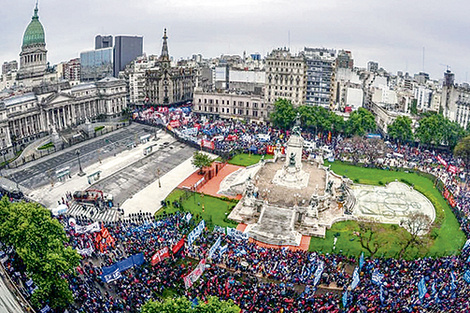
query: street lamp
[
  {"left": 157, "top": 168, "right": 161, "bottom": 188},
  {"left": 76, "top": 149, "right": 86, "bottom": 176}
]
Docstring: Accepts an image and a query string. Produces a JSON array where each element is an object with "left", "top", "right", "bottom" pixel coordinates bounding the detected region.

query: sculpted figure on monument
[{"left": 289, "top": 152, "right": 296, "bottom": 167}]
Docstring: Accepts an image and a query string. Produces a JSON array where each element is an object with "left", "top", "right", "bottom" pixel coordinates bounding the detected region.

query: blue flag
[
  {"left": 431, "top": 283, "right": 436, "bottom": 295},
  {"left": 451, "top": 271, "right": 457, "bottom": 291},
  {"left": 350, "top": 267, "right": 360, "bottom": 290},
  {"left": 359, "top": 252, "right": 364, "bottom": 271},
  {"left": 372, "top": 268, "right": 384, "bottom": 285},
  {"left": 464, "top": 270, "right": 470, "bottom": 284},
  {"left": 418, "top": 277, "right": 427, "bottom": 301},
  {"left": 342, "top": 290, "right": 348, "bottom": 308},
  {"left": 380, "top": 285, "right": 385, "bottom": 305}
]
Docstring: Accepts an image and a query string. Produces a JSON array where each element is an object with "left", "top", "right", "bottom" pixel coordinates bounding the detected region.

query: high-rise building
[
  {"left": 95, "top": 35, "right": 113, "bottom": 49},
  {"left": 113, "top": 35, "right": 143, "bottom": 77},
  {"left": 265, "top": 48, "right": 306, "bottom": 107},
  {"left": 303, "top": 47, "right": 336, "bottom": 108},
  {"left": 80, "top": 48, "right": 113, "bottom": 81},
  {"left": 63, "top": 58, "right": 81, "bottom": 81},
  {"left": 336, "top": 50, "right": 354, "bottom": 70},
  {"left": 17, "top": 3, "right": 48, "bottom": 84},
  {"left": 440, "top": 70, "right": 470, "bottom": 129}
]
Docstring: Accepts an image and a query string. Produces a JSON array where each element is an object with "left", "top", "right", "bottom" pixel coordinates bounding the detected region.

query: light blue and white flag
[
  {"left": 208, "top": 237, "right": 221, "bottom": 259},
  {"left": 463, "top": 270, "right": 470, "bottom": 284},
  {"left": 313, "top": 260, "right": 324, "bottom": 286},
  {"left": 418, "top": 277, "right": 427, "bottom": 301},
  {"left": 187, "top": 220, "right": 205, "bottom": 245},
  {"left": 462, "top": 239, "right": 470, "bottom": 251},
  {"left": 350, "top": 267, "right": 360, "bottom": 290},
  {"left": 371, "top": 268, "right": 384, "bottom": 286},
  {"left": 342, "top": 290, "right": 348, "bottom": 308},
  {"left": 214, "top": 225, "right": 225, "bottom": 234},
  {"left": 359, "top": 252, "right": 364, "bottom": 271},
  {"left": 451, "top": 271, "right": 457, "bottom": 291},
  {"left": 380, "top": 285, "right": 385, "bottom": 305},
  {"left": 219, "top": 244, "right": 228, "bottom": 257},
  {"left": 185, "top": 213, "right": 192, "bottom": 223}
]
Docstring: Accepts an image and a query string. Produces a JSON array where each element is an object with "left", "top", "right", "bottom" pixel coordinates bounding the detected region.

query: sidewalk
[
  {"left": 28, "top": 131, "right": 174, "bottom": 209},
  {"left": 121, "top": 151, "right": 218, "bottom": 215},
  {"left": 120, "top": 157, "right": 196, "bottom": 216}
]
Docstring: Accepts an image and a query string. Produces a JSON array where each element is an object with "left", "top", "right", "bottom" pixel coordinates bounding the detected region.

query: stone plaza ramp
[{"left": 245, "top": 205, "right": 302, "bottom": 246}]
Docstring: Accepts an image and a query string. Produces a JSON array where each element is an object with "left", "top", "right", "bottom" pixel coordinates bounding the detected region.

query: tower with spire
[
  {"left": 159, "top": 29, "right": 170, "bottom": 68},
  {"left": 17, "top": 1, "right": 48, "bottom": 84}
]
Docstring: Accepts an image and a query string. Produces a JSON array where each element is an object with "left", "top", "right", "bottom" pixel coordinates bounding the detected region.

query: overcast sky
[{"left": 1, "top": 0, "right": 469, "bottom": 82}]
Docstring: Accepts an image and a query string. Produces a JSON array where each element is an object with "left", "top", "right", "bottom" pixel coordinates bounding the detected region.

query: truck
[{"left": 73, "top": 189, "right": 113, "bottom": 208}]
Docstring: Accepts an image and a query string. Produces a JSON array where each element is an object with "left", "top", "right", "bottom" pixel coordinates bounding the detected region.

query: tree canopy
[
  {"left": 192, "top": 151, "right": 214, "bottom": 174},
  {"left": 345, "top": 108, "right": 376, "bottom": 136},
  {"left": 269, "top": 99, "right": 297, "bottom": 130},
  {"left": 387, "top": 116, "right": 414, "bottom": 143},
  {"left": 454, "top": 135, "right": 470, "bottom": 171},
  {"left": 415, "top": 113, "right": 466, "bottom": 148},
  {"left": 0, "top": 198, "right": 80, "bottom": 308},
  {"left": 141, "top": 296, "right": 240, "bottom": 313}
]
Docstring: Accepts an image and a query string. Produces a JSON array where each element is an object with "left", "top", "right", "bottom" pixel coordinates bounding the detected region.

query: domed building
[{"left": 17, "top": 3, "right": 48, "bottom": 84}]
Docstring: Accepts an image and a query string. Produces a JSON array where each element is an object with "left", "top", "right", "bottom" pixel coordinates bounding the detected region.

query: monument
[
  {"left": 221, "top": 116, "right": 436, "bottom": 247},
  {"left": 224, "top": 114, "right": 354, "bottom": 246}
]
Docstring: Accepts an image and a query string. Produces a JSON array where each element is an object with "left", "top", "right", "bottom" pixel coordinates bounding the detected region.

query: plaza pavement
[{"left": 28, "top": 130, "right": 219, "bottom": 219}]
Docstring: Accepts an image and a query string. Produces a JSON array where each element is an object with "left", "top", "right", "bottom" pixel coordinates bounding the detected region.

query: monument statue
[
  {"left": 291, "top": 112, "right": 302, "bottom": 136},
  {"left": 289, "top": 153, "right": 296, "bottom": 167}
]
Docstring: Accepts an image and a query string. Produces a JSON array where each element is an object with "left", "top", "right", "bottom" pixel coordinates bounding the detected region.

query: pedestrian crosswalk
[{"left": 66, "top": 201, "right": 121, "bottom": 223}]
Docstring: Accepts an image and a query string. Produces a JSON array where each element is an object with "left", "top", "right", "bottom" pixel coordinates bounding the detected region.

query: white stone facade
[
  {"left": 193, "top": 89, "right": 269, "bottom": 122},
  {"left": 265, "top": 48, "right": 306, "bottom": 107}
]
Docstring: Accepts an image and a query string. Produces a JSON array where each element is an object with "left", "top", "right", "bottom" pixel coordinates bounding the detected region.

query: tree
[
  {"left": 0, "top": 198, "right": 81, "bottom": 308},
  {"left": 192, "top": 151, "right": 213, "bottom": 174},
  {"left": 269, "top": 98, "right": 297, "bottom": 130},
  {"left": 345, "top": 108, "right": 376, "bottom": 136},
  {"left": 387, "top": 116, "right": 414, "bottom": 143},
  {"left": 442, "top": 119, "right": 466, "bottom": 148},
  {"left": 356, "top": 219, "right": 391, "bottom": 258},
  {"left": 454, "top": 135, "right": 470, "bottom": 172},
  {"left": 141, "top": 296, "right": 240, "bottom": 313},
  {"left": 398, "top": 212, "right": 432, "bottom": 259},
  {"left": 416, "top": 113, "right": 466, "bottom": 148}
]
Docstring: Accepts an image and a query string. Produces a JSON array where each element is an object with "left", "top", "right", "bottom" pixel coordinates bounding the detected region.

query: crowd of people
[{"left": 2, "top": 108, "right": 470, "bottom": 312}]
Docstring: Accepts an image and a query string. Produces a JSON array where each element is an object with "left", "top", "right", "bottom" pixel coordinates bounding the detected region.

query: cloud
[{"left": 1, "top": 0, "right": 469, "bottom": 82}]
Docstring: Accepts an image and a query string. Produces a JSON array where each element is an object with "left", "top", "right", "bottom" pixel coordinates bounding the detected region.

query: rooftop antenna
[
  {"left": 288, "top": 30, "right": 290, "bottom": 51},
  {"left": 422, "top": 47, "right": 425, "bottom": 72}
]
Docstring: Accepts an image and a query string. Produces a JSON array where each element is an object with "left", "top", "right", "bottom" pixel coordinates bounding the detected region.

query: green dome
[{"left": 22, "top": 6, "right": 45, "bottom": 47}]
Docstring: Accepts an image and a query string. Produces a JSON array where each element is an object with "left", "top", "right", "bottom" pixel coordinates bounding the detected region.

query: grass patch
[
  {"left": 228, "top": 153, "right": 273, "bottom": 167},
  {"left": 309, "top": 161, "right": 466, "bottom": 259},
  {"left": 37, "top": 142, "right": 54, "bottom": 150},
  {"left": 94, "top": 125, "right": 105, "bottom": 132},
  {"left": 156, "top": 189, "right": 238, "bottom": 230}
]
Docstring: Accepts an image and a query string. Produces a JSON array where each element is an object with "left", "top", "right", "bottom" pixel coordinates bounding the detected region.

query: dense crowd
[{"left": 2, "top": 109, "right": 470, "bottom": 312}]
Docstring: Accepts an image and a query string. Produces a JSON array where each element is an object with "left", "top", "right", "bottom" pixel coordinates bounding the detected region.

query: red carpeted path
[
  {"left": 236, "top": 223, "right": 311, "bottom": 251},
  {"left": 178, "top": 162, "right": 243, "bottom": 200}
]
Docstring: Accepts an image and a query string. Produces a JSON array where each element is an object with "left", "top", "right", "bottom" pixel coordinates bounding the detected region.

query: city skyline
[{"left": 1, "top": 0, "right": 469, "bottom": 82}]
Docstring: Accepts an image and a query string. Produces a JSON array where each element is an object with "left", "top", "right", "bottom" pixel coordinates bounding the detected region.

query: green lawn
[
  {"left": 94, "top": 125, "right": 105, "bottom": 132},
  {"left": 156, "top": 189, "right": 238, "bottom": 229},
  {"left": 228, "top": 153, "right": 274, "bottom": 167},
  {"left": 37, "top": 142, "right": 54, "bottom": 150},
  {"left": 309, "top": 162, "right": 466, "bottom": 259}
]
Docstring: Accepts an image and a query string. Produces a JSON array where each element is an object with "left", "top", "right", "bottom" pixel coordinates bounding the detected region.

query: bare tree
[
  {"left": 356, "top": 218, "right": 390, "bottom": 258},
  {"left": 398, "top": 212, "right": 432, "bottom": 258}
]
